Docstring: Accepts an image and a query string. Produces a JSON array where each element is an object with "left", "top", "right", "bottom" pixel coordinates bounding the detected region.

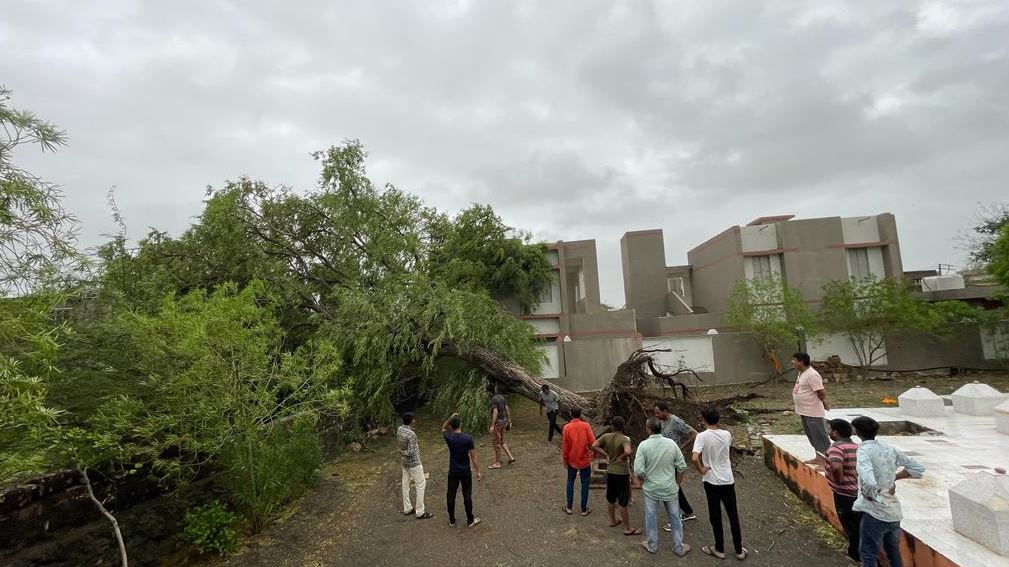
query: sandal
[
  {"left": 488, "top": 463, "right": 502, "bottom": 470},
  {"left": 608, "top": 519, "right": 622, "bottom": 528},
  {"left": 416, "top": 512, "right": 434, "bottom": 520},
  {"left": 702, "top": 546, "right": 726, "bottom": 559},
  {"left": 736, "top": 548, "right": 748, "bottom": 561},
  {"left": 581, "top": 508, "right": 592, "bottom": 517},
  {"left": 507, "top": 458, "right": 516, "bottom": 464},
  {"left": 623, "top": 527, "right": 642, "bottom": 536}
]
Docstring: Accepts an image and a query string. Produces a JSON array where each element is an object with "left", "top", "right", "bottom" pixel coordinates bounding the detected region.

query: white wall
[
  {"left": 536, "top": 343, "right": 561, "bottom": 378},
  {"left": 532, "top": 271, "right": 562, "bottom": 314},
  {"left": 841, "top": 216, "right": 880, "bottom": 244},
  {"left": 808, "top": 332, "right": 888, "bottom": 366},
  {"left": 740, "top": 224, "right": 779, "bottom": 252},
  {"left": 528, "top": 318, "right": 560, "bottom": 335},
  {"left": 642, "top": 337, "right": 715, "bottom": 372},
  {"left": 981, "top": 327, "right": 1009, "bottom": 361}
]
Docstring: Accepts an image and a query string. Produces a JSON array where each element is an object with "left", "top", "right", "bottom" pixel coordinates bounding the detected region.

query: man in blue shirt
[
  {"left": 850, "top": 416, "right": 925, "bottom": 567},
  {"left": 442, "top": 413, "right": 483, "bottom": 527}
]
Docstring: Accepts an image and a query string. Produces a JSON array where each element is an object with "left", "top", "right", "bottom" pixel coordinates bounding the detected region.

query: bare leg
[
  {"left": 608, "top": 502, "right": 617, "bottom": 526},
  {"left": 503, "top": 443, "right": 515, "bottom": 462},
  {"left": 620, "top": 505, "right": 631, "bottom": 531}
]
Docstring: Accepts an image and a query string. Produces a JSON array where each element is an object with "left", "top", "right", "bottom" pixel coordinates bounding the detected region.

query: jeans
[
  {"left": 643, "top": 495, "right": 684, "bottom": 555},
  {"left": 446, "top": 474, "right": 474, "bottom": 525},
  {"left": 566, "top": 465, "right": 591, "bottom": 512},
  {"left": 703, "top": 482, "right": 743, "bottom": 555},
  {"left": 546, "top": 410, "right": 563, "bottom": 442},
  {"left": 401, "top": 464, "right": 426, "bottom": 515},
  {"left": 833, "top": 492, "right": 862, "bottom": 562},
  {"left": 859, "top": 513, "right": 903, "bottom": 567}
]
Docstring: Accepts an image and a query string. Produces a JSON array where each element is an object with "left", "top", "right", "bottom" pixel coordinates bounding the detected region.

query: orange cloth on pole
[{"left": 561, "top": 418, "right": 596, "bottom": 469}]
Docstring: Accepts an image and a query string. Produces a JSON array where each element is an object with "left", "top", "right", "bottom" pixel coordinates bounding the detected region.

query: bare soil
[{"left": 188, "top": 397, "right": 862, "bottom": 567}]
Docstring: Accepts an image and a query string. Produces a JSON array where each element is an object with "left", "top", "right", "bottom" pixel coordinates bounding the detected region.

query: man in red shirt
[
  {"left": 561, "top": 407, "right": 596, "bottom": 516},
  {"left": 826, "top": 418, "right": 861, "bottom": 562}
]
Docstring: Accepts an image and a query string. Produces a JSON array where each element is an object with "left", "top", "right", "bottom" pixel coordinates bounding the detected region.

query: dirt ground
[{"left": 191, "top": 398, "right": 860, "bottom": 567}]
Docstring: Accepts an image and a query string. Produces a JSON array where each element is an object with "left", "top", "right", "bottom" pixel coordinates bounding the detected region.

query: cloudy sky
[{"left": 4, "top": 0, "right": 1008, "bottom": 305}]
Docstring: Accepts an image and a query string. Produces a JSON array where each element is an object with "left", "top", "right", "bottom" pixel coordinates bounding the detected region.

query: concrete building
[{"left": 507, "top": 240, "right": 640, "bottom": 392}]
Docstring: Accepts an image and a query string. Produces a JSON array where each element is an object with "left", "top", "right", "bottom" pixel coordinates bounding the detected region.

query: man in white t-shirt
[
  {"left": 791, "top": 352, "right": 831, "bottom": 467},
  {"left": 692, "top": 407, "right": 746, "bottom": 561}
]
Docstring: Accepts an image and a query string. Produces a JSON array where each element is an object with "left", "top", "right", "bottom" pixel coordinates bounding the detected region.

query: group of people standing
[
  {"left": 792, "top": 352, "right": 926, "bottom": 567},
  {"left": 396, "top": 353, "right": 927, "bottom": 566}
]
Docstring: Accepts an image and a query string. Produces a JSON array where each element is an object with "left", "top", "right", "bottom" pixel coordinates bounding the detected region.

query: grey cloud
[{"left": 2, "top": 0, "right": 1007, "bottom": 305}]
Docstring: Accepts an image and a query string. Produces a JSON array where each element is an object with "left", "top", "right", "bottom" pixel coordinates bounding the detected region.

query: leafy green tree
[
  {"left": 724, "top": 274, "right": 817, "bottom": 374},
  {"left": 819, "top": 276, "right": 945, "bottom": 369},
  {"left": 988, "top": 223, "right": 1009, "bottom": 288},
  {"left": 964, "top": 202, "right": 1009, "bottom": 268}
]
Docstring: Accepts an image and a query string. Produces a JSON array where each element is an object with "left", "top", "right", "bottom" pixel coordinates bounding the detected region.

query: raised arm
[{"left": 441, "top": 413, "right": 457, "bottom": 432}]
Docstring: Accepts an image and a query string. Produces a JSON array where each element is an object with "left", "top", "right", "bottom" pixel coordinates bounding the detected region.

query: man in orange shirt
[{"left": 561, "top": 407, "right": 596, "bottom": 516}]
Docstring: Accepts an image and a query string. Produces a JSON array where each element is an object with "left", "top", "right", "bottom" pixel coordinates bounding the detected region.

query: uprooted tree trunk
[
  {"left": 439, "top": 342, "right": 594, "bottom": 418},
  {"left": 598, "top": 348, "right": 700, "bottom": 441},
  {"left": 81, "top": 468, "right": 128, "bottom": 567}
]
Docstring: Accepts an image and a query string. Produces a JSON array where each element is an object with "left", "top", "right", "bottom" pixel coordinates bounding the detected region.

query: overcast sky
[{"left": 4, "top": 1, "right": 1008, "bottom": 305}]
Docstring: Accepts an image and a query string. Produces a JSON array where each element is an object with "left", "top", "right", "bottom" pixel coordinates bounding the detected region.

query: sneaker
[
  {"left": 467, "top": 517, "right": 482, "bottom": 527},
  {"left": 403, "top": 509, "right": 414, "bottom": 516},
  {"left": 662, "top": 523, "right": 672, "bottom": 532},
  {"left": 681, "top": 513, "right": 697, "bottom": 522},
  {"left": 416, "top": 512, "right": 434, "bottom": 520},
  {"left": 449, "top": 520, "right": 456, "bottom": 527},
  {"left": 675, "top": 543, "right": 692, "bottom": 557}
]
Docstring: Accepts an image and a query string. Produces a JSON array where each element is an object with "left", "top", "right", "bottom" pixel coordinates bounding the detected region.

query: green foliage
[
  {"left": 723, "top": 274, "right": 817, "bottom": 372},
  {"left": 222, "top": 417, "right": 322, "bottom": 532},
  {"left": 428, "top": 204, "right": 553, "bottom": 314},
  {"left": 183, "top": 501, "right": 240, "bottom": 556},
  {"left": 988, "top": 223, "right": 1009, "bottom": 288},
  {"left": 964, "top": 203, "right": 1009, "bottom": 268},
  {"left": 819, "top": 276, "right": 945, "bottom": 368},
  {"left": 0, "top": 87, "right": 84, "bottom": 295}
]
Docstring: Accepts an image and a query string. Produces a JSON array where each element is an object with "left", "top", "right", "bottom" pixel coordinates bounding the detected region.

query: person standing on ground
[
  {"left": 561, "top": 407, "right": 596, "bottom": 516},
  {"left": 826, "top": 418, "right": 862, "bottom": 563},
  {"left": 591, "top": 416, "right": 641, "bottom": 536},
  {"left": 442, "top": 413, "right": 482, "bottom": 528},
  {"left": 851, "top": 416, "right": 924, "bottom": 567},
  {"left": 792, "top": 352, "right": 831, "bottom": 467},
  {"left": 653, "top": 402, "right": 699, "bottom": 527},
  {"left": 397, "top": 412, "right": 434, "bottom": 520},
  {"left": 488, "top": 388, "right": 515, "bottom": 469},
  {"left": 693, "top": 407, "right": 747, "bottom": 560},
  {"left": 539, "top": 383, "right": 564, "bottom": 444},
  {"left": 634, "top": 417, "right": 691, "bottom": 557}
]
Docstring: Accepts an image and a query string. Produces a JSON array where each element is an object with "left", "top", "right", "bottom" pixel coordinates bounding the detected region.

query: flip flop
[
  {"left": 608, "top": 519, "right": 622, "bottom": 528},
  {"left": 507, "top": 458, "right": 516, "bottom": 464},
  {"left": 623, "top": 528, "right": 642, "bottom": 536},
  {"left": 581, "top": 508, "right": 593, "bottom": 517},
  {"left": 488, "top": 464, "right": 502, "bottom": 469},
  {"left": 702, "top": 546, "right": 726, "bottom": 559}
]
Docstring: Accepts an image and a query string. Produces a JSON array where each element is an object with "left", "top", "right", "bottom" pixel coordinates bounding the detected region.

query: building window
[
  {"left": 848, "top": 248, "right": 871, "bottom": 279},
  {"left": 576, "top": 269, "right": 586, "bottom": 300},
  {"left": 667, "top": 277, "right": 685, "bottom": 296},
  {"left": 539, "top": 282, "right": 553, "bottom": 303},
  {"left": 751, "top": 255, "right": 773, "bottom": 280}
]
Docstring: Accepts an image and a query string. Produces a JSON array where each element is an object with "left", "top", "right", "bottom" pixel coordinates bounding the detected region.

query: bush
[
  {"left": 223, "top": 416, "right": 322, "bottom": 532},
  {"left": 183, "top": 501, "right": 240, "bottom": 556}
]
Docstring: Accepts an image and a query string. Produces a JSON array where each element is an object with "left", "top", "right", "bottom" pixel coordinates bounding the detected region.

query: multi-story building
[{"left": 504, "top": 240, "right": 639, "bottom": 392}]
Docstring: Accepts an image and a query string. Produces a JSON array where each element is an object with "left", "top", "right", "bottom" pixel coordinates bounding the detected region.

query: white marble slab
[{"left": 767, "top": 404, "right": 1009, "bottom": 567}]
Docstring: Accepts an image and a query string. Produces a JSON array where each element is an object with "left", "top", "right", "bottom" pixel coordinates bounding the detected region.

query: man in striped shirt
[{"left": 826, "top": 418, "right": 860, "bottom": 562}]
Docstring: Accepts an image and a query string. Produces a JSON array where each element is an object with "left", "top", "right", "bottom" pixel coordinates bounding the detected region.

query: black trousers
[
  {"left": 447, "top": 474, "right": 474, "bottom": 525},
  {"left": 703, "top": 481, "right": 743, "bottom": 555},
  {"left": 833, "top": 492, "right": 862, "bottom": 562},
  {"left": 678, "top": 488, "right": 693, "bottom": 515},
  {"left": 546, "top": 410, "right": 563, "bottom": 441}
]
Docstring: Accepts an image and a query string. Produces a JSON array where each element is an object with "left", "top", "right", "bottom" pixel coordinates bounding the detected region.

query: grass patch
[{"left": 782, "top": 490, "right": 847, "bottom": 551}]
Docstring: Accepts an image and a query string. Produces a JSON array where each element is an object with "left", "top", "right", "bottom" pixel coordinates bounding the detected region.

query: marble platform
[{"left": 764, "top": 405, "right": 1009, "bottom": 567}]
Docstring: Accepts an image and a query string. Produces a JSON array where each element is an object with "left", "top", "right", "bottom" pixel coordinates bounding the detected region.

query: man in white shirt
[{"left": 692, "top": 407, "right": 746, "bottom": 561}]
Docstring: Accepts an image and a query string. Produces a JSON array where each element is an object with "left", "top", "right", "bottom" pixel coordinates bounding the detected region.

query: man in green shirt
[
  {"left": 634, "top": 417, "right": 691, "bottom": 557},
  {"left": 591, "top": 416, "right": 640, "bottom": 536}
]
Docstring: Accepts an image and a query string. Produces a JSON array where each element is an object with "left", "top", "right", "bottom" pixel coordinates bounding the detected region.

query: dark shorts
[
  {"left": 605, "top": 473, "right": 630, "bottom": 507},
  {"left": 801, "top": 415, "right": 831, "bottom": 455}
]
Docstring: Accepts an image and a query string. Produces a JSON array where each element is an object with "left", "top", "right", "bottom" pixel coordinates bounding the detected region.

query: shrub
[
  {"left": 223, "top": 416, "right": 322, "bottom": 532},
  {"left": 183, "top": 501, "right": 240, "bottom": 556}
]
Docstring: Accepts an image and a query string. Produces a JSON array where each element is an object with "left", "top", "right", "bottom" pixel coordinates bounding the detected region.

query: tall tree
[{"left": 724, "top": 273, "right": 817, "bottom": 374}]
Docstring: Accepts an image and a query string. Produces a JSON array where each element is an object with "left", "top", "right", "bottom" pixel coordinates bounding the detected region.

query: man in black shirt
[{"left": 442, "top": 413, "right": 483, "bottom": 527}]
